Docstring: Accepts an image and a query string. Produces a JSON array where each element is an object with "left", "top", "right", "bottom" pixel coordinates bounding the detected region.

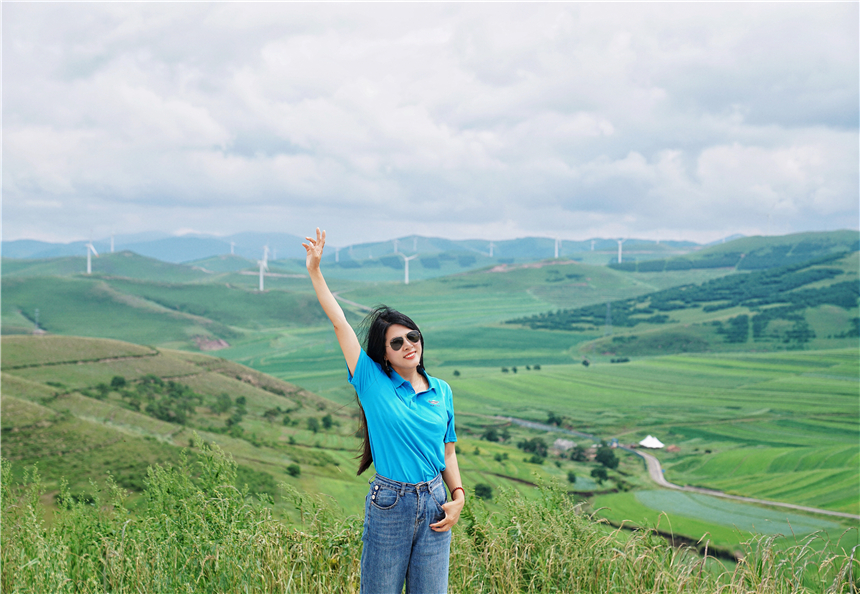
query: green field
[
  {"left": 592, "top": 489, "right": 851, "bottom": 553},
  {"left": 0, "top": 336, "right": 600, "bottom": 521},
  {"left": 2, "top": 232, "right": 858, "bottom": 559}
]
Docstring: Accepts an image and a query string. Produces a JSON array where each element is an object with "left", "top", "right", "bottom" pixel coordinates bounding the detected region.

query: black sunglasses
[{"left": 389, "top": 330, "right": 421, "bottom": 351}]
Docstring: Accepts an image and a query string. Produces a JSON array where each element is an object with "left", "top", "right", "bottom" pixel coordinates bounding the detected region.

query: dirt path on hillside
[
  {"left": 499, "top": 416, "right": 860, "bottom": 521},
  {"left": 332, "top": 292, "right": 373, "bottom": 312}
]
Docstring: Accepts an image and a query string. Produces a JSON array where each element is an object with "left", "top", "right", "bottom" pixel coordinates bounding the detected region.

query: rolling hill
[{"left": 509, "top": 250, "right": 859, "bottom": 358}]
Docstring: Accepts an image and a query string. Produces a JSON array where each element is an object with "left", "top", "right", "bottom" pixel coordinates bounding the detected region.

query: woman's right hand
[{"left": 303, "top": 228, "right": 325, "bottom": 272}]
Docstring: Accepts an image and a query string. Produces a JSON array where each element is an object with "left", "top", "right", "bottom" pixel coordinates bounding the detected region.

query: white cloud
[{"left": 2, "top": 2, "right": 857, "bottom": 244}]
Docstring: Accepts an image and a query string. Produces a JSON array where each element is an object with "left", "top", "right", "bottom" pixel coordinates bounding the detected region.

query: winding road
[{"left": 498, "top": 416, "right": 860, "bottom": 522}]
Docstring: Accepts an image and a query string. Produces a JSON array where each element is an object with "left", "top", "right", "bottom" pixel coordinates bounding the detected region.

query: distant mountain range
[{"left": 3, "top": 232, "right": 704, "bottom": 264}]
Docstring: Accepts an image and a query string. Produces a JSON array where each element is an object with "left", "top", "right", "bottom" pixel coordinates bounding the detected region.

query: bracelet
[{"left": 451, "top": 486, "right": 465, "bottom": 499}]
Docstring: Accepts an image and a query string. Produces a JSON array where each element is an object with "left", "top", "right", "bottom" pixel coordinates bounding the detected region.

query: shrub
[
  {"left": 517, "top": 437, "right": 547, "bottom": 458},
  {"left": 567, "top": 471, "right": 577, "bottom": 484},
  {"left": 473, "top": 483, "right": 493, "bottom": 500},
  {"left": 591, "top": 466, "right": 608, "bottom": 483},
  {"left": 595, "top": 446, "right": 619, "bottom": 469},
  {"left": 287, "top": 464, "right": 301, "bottom": 478},
  {"left": 481, "top": 428, "right": 499, "bottom": 442},
  {"left": 210, "top": 392, "right": 232, "bottom": 414}
]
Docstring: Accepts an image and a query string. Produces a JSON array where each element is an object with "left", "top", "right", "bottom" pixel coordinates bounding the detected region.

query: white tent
[{"left": 639, "top": 435, "right": 665, "bottom": 449}]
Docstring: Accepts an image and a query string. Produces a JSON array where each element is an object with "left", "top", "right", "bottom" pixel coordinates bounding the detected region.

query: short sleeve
[
  {"left": 442, "top": 381, "right": 457, "bottom": 443},
  {"left": 347, "top": 349, "right": 382, "bottom": 397}
]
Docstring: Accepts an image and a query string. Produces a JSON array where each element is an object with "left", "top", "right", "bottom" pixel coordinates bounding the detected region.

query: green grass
[
  {"left": 4, "top": 444, "right": 855, "bottom": 594},
  {"left": 434, "top": 350, "right": 859, "bottom": 515},
  {"left": 1, "top": 335, "right": 156, "bottom": 369},
  {"left": 2, "top": 235, "right": 858, "bottom": 570},
  {"left": 1, "top": 251, "right": 214, "bottom": 282},
  {"left": 2, "top": 276, "right": 233, "bottom": 345}
]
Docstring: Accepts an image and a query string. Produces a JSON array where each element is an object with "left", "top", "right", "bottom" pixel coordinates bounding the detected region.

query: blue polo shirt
[{"left": 348, "top": 349, "right": 457, "bottom": 484}]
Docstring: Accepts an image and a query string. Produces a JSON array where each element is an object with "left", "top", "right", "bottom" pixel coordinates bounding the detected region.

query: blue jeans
[{"left": 360, "top": 473, "right": 451, "bottom": 594}]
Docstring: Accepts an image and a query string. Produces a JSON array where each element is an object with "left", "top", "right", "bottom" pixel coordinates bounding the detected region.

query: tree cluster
[{"left": 507, "top": 252, "right": 855, "bottom": 344}]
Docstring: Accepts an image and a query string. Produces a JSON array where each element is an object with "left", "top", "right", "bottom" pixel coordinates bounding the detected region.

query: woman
[{"left": 303, "top": 228, "right": 465, "bottom": 594}]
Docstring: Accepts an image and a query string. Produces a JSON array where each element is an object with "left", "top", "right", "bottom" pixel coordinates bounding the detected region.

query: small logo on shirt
[{"left": 428, "top": 400, "right": 440, "bottom": 406}]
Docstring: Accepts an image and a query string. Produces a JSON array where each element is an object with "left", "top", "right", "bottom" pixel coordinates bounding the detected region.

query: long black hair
[{"left": 354, "top": 305, "right": 425, "bottom": 475}]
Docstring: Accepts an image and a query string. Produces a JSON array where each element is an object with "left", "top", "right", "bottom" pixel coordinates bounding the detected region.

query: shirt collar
[{"left": 389, "top": 368, "right": 434, "bottom": 400}]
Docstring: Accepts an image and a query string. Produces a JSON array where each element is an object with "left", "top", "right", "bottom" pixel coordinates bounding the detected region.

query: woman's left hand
[{"left": 430, "top": 496, "right": 464, "bottom": 532}]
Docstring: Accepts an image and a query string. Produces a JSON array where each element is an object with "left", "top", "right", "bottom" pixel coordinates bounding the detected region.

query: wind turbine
[
  {"left": 258, "top": 245, "right": 269, "bottom": 291},
  {"left": 554, "top": 238, "right": 561, "bottom": 259},
  {"left": 400, "top": 253, "right": 418, "bottom": 285},
  {"left": 110, "top": 233, "right": 115, "bottom": 253},
  {"left": 86, "top": 240, "right": 99, "bottom": 274},
  {"left": 412, "top": 236, "right": 418, "bottom": 251},
  {"left": 230, "top": 241, "right": 236, "bottom": 255},
  {"left": 335, "top": 247, "right": 340, "bottom": 263},
  {"left": 393, "top": 238, "right": 399, "bottom": 254},
  {"left": 616, "top": 239, "right": 627, "bottom": 264},
  {"left": 590, "top": 239, "right": 595, "bottom": 251},
  {"left": 488, "top": 241, "right": 495, "bottom": 257}
]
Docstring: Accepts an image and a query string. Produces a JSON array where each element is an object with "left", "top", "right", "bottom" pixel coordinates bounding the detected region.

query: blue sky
[{"left": 3, "top": 3, "right": 858, "bottom": 246}]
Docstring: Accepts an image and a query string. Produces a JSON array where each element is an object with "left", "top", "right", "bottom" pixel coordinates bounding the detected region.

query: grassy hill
[
  {"left": 3, "top": 333, "right": 857, "bottom": 571},
  {"left": 609, "top": 230, "right": 859, "bottom": 272},
  {"left": 2, "top": 231, "right": 857, "bottom": 563},
  {"left": 1, "top": 336, "right": 349, "bottom": 508},
  {"left": 508, "top": 251, "right": 859, "bottom": 358},
  {"left": 1, "top": 251, "right": 215, "bottom": 282},
  {"left": 0, "top": 335, "right": 607, "bottom": 520}
]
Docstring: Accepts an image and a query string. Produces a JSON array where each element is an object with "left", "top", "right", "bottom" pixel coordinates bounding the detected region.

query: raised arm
[{"left": 303, "top": 228, "right": 361, "bottom": 374}]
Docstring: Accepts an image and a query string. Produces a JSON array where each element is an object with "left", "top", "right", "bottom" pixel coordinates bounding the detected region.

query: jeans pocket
[
  {"left": 431, "top": 484, "right": 447, "bottom": 511},
  {"left": 369, "top": 485, "right": 399, "bottom": 510}
]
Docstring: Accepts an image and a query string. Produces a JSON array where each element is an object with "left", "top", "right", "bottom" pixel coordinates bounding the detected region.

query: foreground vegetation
[{"left": 3, "top": 443, "right": 856, "bottom": 594}]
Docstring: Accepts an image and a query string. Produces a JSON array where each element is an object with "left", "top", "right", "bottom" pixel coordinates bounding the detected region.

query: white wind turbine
[
  {"left": 258, "top": 245, "right": 269, "bottom": 291},
  {"left": 400, "top": 253, "right": 418, "bottom": 285},
  {"left": 616, "top": 238, "right": 627, "bottom": 264},
  {"left": 412, "top": 236, "right": 418, "bottom": 251},
  {"left": 110, "top": 233, "right": 115, "bottom": 253},
  {"left": 230, "top": 241, "right": 236, "bottom": 255},
  {"left": 393, "top": 238, "right": 399, "bottom": 254},
  {"left": 554, "top": 238, "right": 561, "bottom": 259},
  {"left": 335, "top": 247, "right": 340, "bottom": 263},
  {"left": 488, "top": 241, "right": 495, "bottom": 257},
  {"left": 86, "top": 239, "right": 99, "bottom": 274}
]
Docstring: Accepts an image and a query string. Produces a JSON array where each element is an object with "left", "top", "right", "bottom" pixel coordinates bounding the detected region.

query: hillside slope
[
  {"left": 509, "top": 251, "right": 859, "bottom": 357},
  {"left": 1, "top": 335, "right": 359, "bottom": 511}
]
